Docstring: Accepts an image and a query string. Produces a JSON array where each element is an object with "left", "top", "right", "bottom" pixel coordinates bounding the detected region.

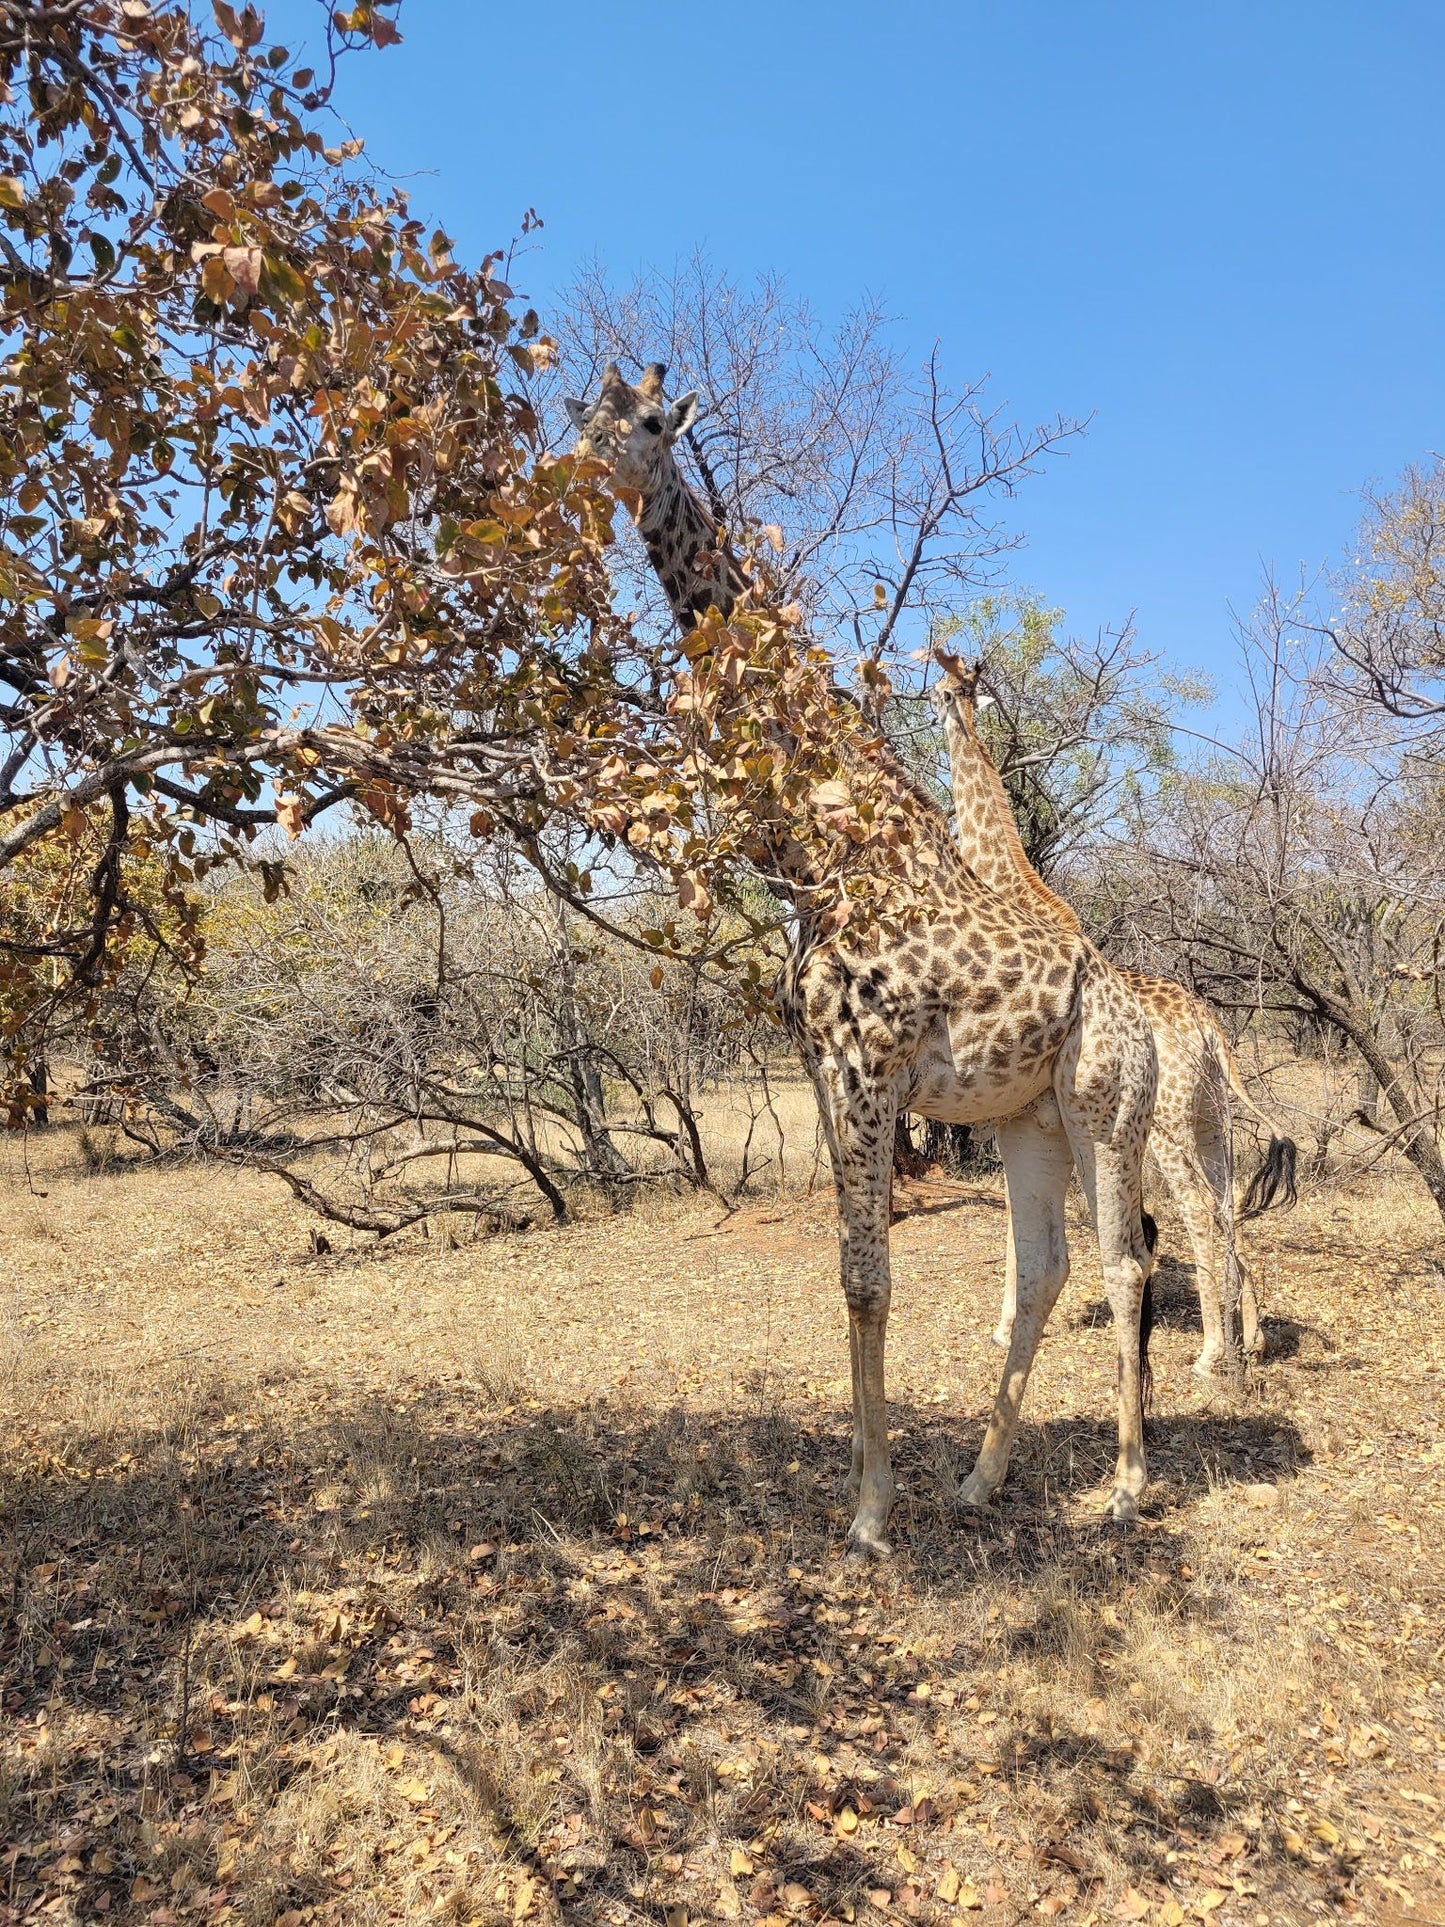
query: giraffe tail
[
  {"left": 1213, "top": 1025, "right": 1299, "bottom": 1221},
  {"left": 1239, "top": 1134, "right": 1298, "bottom": 1221}
]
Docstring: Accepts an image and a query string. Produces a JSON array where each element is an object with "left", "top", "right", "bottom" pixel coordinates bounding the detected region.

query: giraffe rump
[{"left": 1238, "top": 1134, "right": 1298, "bottom": 1221}]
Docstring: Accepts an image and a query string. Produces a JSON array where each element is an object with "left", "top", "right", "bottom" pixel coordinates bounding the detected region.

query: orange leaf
[
  {"left": 200, "top": 253, "right": 234, "bottom": 305},
  {"left": 223, "top": 246, "right": 263, "bottom": 299}
]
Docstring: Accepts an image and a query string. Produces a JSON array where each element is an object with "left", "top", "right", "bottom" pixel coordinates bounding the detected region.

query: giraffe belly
[{"left": 907, "top": 1019, "right": 1056, "bottom": 1126}]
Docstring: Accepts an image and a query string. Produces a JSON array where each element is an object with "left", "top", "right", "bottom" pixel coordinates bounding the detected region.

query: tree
[
  {"left": 1321, "top": 457, "right": 1445, "bottom": 733},
  {"left": 878, "top": 591, "right": 1195, "bottom": 884},
  {"left": 1109, "top": 585, "right": 1445, "bottom": 1226},
  {"left": 85, "top": 827, "right": 789, "bottom": 1230},
  {"left": 0, "top": 5, "right": 910, "bottom": 1128},
  {"left": 549, "top": 254, "right": 1079, "bottom": 664},
  {"left": 2, "top": 13, "right": 1098, "bottom": 1252},
  {"left": 0, "top": 0, "right": 638, "bottom": 1114}
]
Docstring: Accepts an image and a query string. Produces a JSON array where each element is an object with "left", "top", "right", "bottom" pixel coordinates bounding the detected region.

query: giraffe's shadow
[
  {"left": 1070, "top": 1260, "right": 1337, "bottom": 1368},
  {"left": 1068, "top": 1249, "right": 1203, "bottom": 1337}
]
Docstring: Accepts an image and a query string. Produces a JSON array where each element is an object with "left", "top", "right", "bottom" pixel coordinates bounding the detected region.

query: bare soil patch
[{"left": 2, "top": 1132, "right": 1442, "bottom": 1926}]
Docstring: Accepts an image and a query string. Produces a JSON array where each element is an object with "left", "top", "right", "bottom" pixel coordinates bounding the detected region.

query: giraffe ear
[
  {"left": 975, "top": 693, "right": 997, "bottom": 713},
  {"left": 563, "top": 398, "right": 591, "bottom": 431},
  {"left": 666, "top": 390, "right": 700, "bottom": 439}
]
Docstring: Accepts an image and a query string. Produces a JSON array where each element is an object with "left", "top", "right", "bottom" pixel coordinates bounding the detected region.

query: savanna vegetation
[{"left": 2, "top": 6, "right": 1443, "bottom": 1927}]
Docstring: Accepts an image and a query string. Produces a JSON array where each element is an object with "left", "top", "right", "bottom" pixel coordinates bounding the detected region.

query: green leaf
[{"left": 260, "top": 253, "right": 308, "bottom": 306}]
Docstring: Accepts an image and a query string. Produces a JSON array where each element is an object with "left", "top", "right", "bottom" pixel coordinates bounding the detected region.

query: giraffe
[
  {"left": 929, "top": 649, "right": 1298, "bottom": 1378},
  {"left": 566, "top": 361, "right": 1161, "bottom": 1551}
]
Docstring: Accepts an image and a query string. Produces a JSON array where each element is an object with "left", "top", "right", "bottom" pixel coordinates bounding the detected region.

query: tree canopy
[{"left": 0, "top": 0, "right": 942, "bottom": 1119}]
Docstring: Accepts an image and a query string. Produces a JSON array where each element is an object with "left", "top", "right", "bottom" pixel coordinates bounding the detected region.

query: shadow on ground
[{"left": 1, "top": 1374, "right": 1314, "bottom": 1925}]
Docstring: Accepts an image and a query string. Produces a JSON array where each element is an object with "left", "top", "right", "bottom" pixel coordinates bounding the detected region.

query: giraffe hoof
[
  {"left": 1191, "top": 1353, "right": 1222, "bottom": 1382},
  {"left": 989, "top": 1327, "right": 1011, "bottom": 1351},
  {"left": 845, "top": 1520, "right": 892, "bottom": 1561},
  {"left": 957, "top": 1472, "right": 995, "bottom": 1511},
  {"left": 1104, "top": 1486, "right": 1141, "bottom": 1525}
]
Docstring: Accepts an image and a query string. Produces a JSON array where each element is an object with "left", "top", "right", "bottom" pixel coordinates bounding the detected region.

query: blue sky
[{"left": 269, "top": 1, "right": 1442, "bottom": 700}]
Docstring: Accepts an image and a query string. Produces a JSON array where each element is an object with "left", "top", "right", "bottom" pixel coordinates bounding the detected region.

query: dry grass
[{"left": 2, "top": 1121, "right": 1443, "bottom": 1927}]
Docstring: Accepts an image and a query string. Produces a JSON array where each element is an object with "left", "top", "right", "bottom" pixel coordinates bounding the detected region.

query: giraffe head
[
  {"left": 930, "top": 646, "right": 994, "bottom": 732},
  {"left": 564, "top": 360, "right": 701, "bottom": 492}
]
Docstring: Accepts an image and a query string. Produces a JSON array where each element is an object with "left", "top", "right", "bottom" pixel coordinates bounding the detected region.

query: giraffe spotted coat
[{"left": 931, "top": 650, "right": 1297, "bottom": 1380}]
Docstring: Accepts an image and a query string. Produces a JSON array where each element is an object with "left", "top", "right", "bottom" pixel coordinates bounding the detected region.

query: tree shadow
[
  {"left": 890, "top": 1181, "right": 1008, "bottom": 1221},
  {"left": 2, "top": 1372, "right": 1314, "bottom": 1924}
]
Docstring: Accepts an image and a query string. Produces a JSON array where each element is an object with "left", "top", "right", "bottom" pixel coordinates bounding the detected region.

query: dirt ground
[{"left": 2, "top": 1127, "right": 1443, "bottom": 1927}]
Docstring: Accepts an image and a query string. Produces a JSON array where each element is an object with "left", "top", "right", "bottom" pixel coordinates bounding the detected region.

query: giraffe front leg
[
  {"left": 847, "top": 1297, "right": 893, "bottom": 1557},
  {"left": 846, "top": 1315, "right": 864, "bottom": 1503},
  {"left": 814, "top": 1067, "right": 898, "bottom": 1559}
]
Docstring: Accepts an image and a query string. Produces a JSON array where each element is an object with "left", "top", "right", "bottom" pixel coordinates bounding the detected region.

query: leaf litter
[{"left": 1, "top": 1134, "right": 1442, "bottom": 1925}]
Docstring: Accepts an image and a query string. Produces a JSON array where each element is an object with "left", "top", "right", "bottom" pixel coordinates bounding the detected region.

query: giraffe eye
[{"left": 644, "top": 417, "right": 664, "bottom": 434}]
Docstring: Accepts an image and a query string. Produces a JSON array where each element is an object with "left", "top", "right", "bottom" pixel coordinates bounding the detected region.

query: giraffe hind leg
[
  {"left": 1071, "top": 1138, "right": 1155, "bottom": 1521},
  {"left": 1196, "top": 1119, "right": 1261, "bottom": 1364},
  {"left": 959, "top": 1108, "right": 1073, "bottom": 1509},
  {"left": 992, "top": 1177, "right": 1018, "bottom": 1350},
  {"left": 1151, "top": 1130, "right": 1239, "bottom": 1382},
  {"left": 1056, "top": 982, "right": 1157, "bottom": 1524}
]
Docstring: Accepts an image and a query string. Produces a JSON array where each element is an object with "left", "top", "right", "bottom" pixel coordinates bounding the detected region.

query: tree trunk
[
  {"left": 892, "top": 1114, "right": 928, "bottom": 1180},
  {"left": 1315, "top": 982, "right": 1445, "bottom": 1224},
  {"left": 549, "top": 892, "right": 631, "bottom": 1180},
  {"left": 922, "top": 1119, "right": 1000, "bottom": 1177}
]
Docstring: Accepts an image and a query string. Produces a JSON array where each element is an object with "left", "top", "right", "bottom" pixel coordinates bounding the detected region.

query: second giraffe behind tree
[{"left": 930, "top": 650, "right": 1298, "bottom": 1381}]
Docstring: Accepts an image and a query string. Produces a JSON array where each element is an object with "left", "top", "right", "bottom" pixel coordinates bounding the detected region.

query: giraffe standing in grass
[
  {"left": 930, "top": 650, "right": 1297, "bottom": 1378},
  {"left": 566, "top": 361, "right": 1161, "bottom": 1550}
]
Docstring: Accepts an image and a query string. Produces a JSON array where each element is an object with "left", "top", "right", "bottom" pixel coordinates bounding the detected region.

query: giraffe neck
[
  {"left": 939, "top": 704, "right": 1081, "bottom": 932},
  {"left": 637, "top": 453, "right": 742, "bottom": 631},
  {"left": 629, "top": 453, "right": 980, "bottom": 908}
]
